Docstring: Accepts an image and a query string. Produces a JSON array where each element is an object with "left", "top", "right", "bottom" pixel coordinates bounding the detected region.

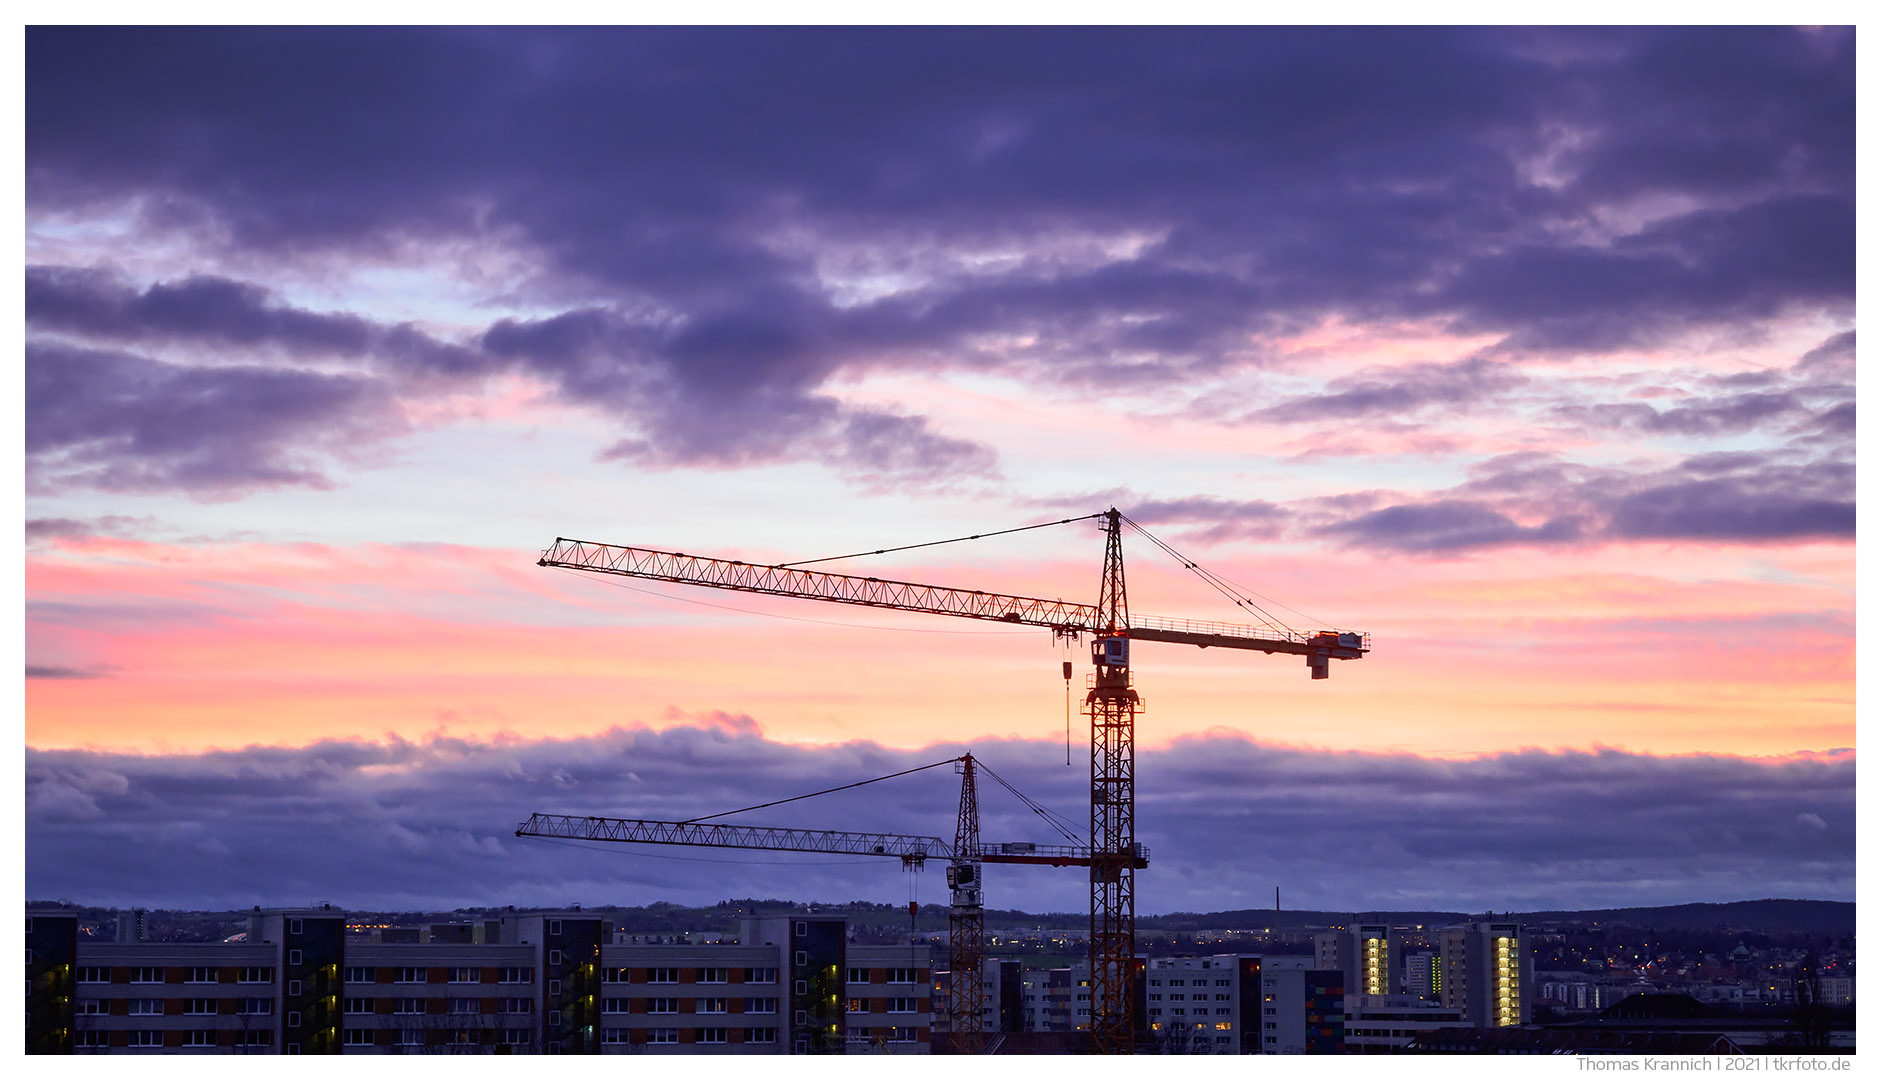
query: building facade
[{"left": 27, "top": 908, "right": 929, "bottom": 1056}]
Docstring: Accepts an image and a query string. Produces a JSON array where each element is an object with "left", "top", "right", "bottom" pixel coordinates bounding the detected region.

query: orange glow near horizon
[{"left": 25, "top": 534, "right": 1853, "bottom": 760}]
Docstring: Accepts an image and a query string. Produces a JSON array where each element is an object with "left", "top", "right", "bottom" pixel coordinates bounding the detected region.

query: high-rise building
[
  {"left": 1436, "top": 921, "right": 1530, "bottom": 1028},
  {"left": 1315, "top": 924, "right": 1393, "bottom": 998}
]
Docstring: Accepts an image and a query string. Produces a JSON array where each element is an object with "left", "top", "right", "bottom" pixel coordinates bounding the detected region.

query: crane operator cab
[{"left": 1092, "top": 636, "right": 1129, "bottom": 670}]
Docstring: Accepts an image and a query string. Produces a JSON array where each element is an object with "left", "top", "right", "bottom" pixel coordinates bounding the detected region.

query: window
[
  {"left": 549, "top": 950, "right": 563, "bottom": 967},
  {"left": 343, "top": 998, "right": 372, "bottom": 1015},
  {"left": 240, "top": 1031, "right": 272, "bottom": 1047},
  {"left": 183, "top": 1031, "right": 216, "bottom": 1047},
  {"left": 549, "top": 919, "right": 562, "bottom": 936},
  {"left": 129, "top": 1030, "right": 163, "bottom": 1047},
  {"left": 287, "top": 1043, "right": 301, "bottom": 1055},
  {"left": 184, "top": 998, "right": 216, "bottom": 1015},
  {"left": 699, "top": 998, "right": 727, "bottom": 1014},
  {"left": 1149, "top": 994, "right": 1163, "bottom": 1001},
  {"left": 794, "top": 1009, "right": 807, "bottom": 1025},
  {"left": 887, "top": 968, "right": 918, "bottom": 984},
  {"left": 1216, "top": 994, "right": 1231, "bottom": 1001},
  {"left": 78, "top": 999, "right": 105, "bottom": 1015},
  {"left": 794, "top": 980, "right": 807, "bottom": 995},
  {"left": 76, "top": 1031, "right": 108, "bottom": 1048},
  {"left": 889, "top": 1026, "right": 918, "bottom": 1043},
  {"left": 342, "top": 1030, "right": 373, "bottom": 1047},
  {"left": 698, "top": 967, "right": 727, "bottom": 983},
  {"left": 503, "top": 998, "right": 533, "bottom": 1014},
  {"left": 395, "top": 966, "right": 425, "bottom": 983},
  {"left": 548, "top": 1011, "right": 561, "bottom": 1028},
  {"left": 745, "top": 997, "right": 776, "bottom": 1013},
  {"left": 130, "top": 967, "right": 162, "bottom": 983},
  {"left": 1170, "top": 979, "right": 1185, "bottom": 987},
  {"left": 1217, "top": 1008, "right": 1231, "bottom": 1016},
  {"left": 847, "top": 967, "right": 869, "bottom": 983},
  {"left": 889, "top": 997, "right": 918, "bottom": 1013},
  {"left": 451, "top": 998, "right": 480, "bottom": 1015},
  {"left": 500, "top": 967, "right": 533, "bottom": 984},
  {"left": 129, "top": 999, "right": 163, "bottom": 1015},
  {"left": 602, "top": 1028, "right": 630, "bottom": 1044},
  {"left": 648, "top": 1028, "right": 678, "bottom": 1044},
  {"left": 345, "top": 966, "right": 371, "bottom": 983},
  {"left": 395, "top": 998, "right": 425, "bottom": 1014},
  {"left": 745, "top": 1027, "right": 776, "bottom": 1043},
  {"left": 795, "top": 922, "right": 807, "bottom": 937},
  {"left": 548, "top": 979, "right": 562, "bottom": 996},
  {"left": 239, "top": 967, "right": 274, "bottom": 984},
  {"left": 502, "top": 1028, "right": 530, "bottom": 1045},
  {"left": 602, "top": 967, "right": 630, "bottom": 983},
  {"left": 185, "top": 966, "right": 217, "bottom": 983},
  {"left": 794, "top": 951, "right": 807, "bottom": 967},
  {"left": 289, "top": 949, "right": 303, "bottom": 966},
  {"left": 745, "top": 967, "right": 777, "bottom": 983},
  {"left": 648, "top": 998, "right": 678, "bottom": 1014},
  {"left": 1170, "top": 993, "right": 1184, "bottom": 1001},
  {"left": 289, "top": 979, "right": 302, "bottom": 996},
  {"left": 77, "top": 966, "right": 109, "bottom": 983},
  {"left": 288, "top": 1011, "right": 301, "bottom": 1028},
  {"left": 397, "top": 1029, "right": 423, "bottom": 1046},
  {"left": 240, "top": 998, "right": 272, "bottom": 1015},
  {"left": 648, "top": 968, "right": 678, "bottom": 984},
  {"left": 449, "top": 967, "right": 479, "bottom": 984},
  {"left": 289, "top": 917, "right": 303, "bottom": 935},
  {"left": 1217, "top": 980, "right": 1231, "bottom": 987},
  {"left": 698, "top": 1027, "right": 727, "bottom": 1044},
  {"left": 602, "top": 997, "right": 630, "bottom": 1014}
]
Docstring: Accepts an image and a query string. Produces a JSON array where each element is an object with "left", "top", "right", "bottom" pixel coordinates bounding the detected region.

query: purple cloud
[
  {"left": 24, "top": 726, "right": 1852, "bottom": 913},
  {"left": 26, "top": 342, "right": 407, "bottom": 497}
]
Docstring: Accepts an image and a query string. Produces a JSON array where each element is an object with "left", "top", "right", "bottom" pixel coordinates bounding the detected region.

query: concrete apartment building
[
  {"left": 1316, "top": 924, "right": 1394, "bottom": 998},
  {"left": 27, "top": 907, "right": 929, "bottom": 1055},
  {"left": 1438, "top": 921, "right": 1531, "bottom": 1028}
]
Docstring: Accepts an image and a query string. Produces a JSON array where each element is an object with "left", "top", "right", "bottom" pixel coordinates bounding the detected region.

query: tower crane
[
  {"left": 517, "top": 752, "right": 1145, "bottom": 1053},
  {"left": 535, "top": 507, "right": 1366, "bottom": 1053}
]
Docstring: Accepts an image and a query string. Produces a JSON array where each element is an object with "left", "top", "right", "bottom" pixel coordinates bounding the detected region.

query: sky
[{"left": 20, "top": 25, "right": 1856, "bottom": 916}]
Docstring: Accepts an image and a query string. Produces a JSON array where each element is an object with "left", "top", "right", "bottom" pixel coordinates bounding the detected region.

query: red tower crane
[{"left": 536, "top": 507, "right": 1366, "bottom": 1053}]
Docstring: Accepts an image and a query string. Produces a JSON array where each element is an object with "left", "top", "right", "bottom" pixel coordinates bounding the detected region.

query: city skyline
[{"left": 24, "top": 27, "right": 1854, "bottom": 915}]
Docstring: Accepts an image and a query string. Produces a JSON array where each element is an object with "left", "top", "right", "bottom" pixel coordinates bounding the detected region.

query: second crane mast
[{"left": 538, "top": 506, "right": 1367, "bottom": 1053}]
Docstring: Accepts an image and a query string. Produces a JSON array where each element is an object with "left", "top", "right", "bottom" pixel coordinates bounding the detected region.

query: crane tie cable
[
  {"left": 974, "top": 759, "right": 1084, "bottom": 847},
  {"left": 680, "top": 756, "right": 964, "bottom": 824},
  {"left": 773, "top": 512, "right": 1107, "bottom": 568}
]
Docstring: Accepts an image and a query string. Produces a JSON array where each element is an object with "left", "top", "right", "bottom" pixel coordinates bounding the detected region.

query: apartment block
[
  {"left": 1316, "top": 924, "right": 1393, "bottom": 998},
  {"left": 1437, "top": 921, "right": 1530, "bottom": 1028},
  {"left": 26, "top": 908, "right": 927, "bottom": 1056}
]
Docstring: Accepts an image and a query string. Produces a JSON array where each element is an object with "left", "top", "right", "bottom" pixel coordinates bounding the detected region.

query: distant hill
[
  {"left": 1136, "top": 899, "right": 1852, "bottom": 935},
  {"left": 1508, "top": 899, "right": 1853, "bottom": 935}
]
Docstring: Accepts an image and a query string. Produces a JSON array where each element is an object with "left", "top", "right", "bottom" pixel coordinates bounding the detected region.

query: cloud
[
  {"left": 26, "top": 342, "right": 409, "bottom": 497},
  {"left": 1252, "top": 356, "right": 1527, "bottom": 425},
  {"left": 25, "top": 266, "right": 490, "bottom": 377},
  {"left": 23, "top": 726, "right": 1854, "bottom": 913},
  {"left": 25, "top": 27, "right": 1853, "bottom": 394},
  {"left": 25, "top": 664, "right": 110, "bottom": 680}
]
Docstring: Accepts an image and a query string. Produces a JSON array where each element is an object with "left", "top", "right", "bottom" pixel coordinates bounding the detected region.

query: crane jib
[
  {"left": 514, "top": 813, "right": 1148, "bottom": 868},
  {"left": 540, "top": 538, "right": 1367, "bottom": 656}
]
